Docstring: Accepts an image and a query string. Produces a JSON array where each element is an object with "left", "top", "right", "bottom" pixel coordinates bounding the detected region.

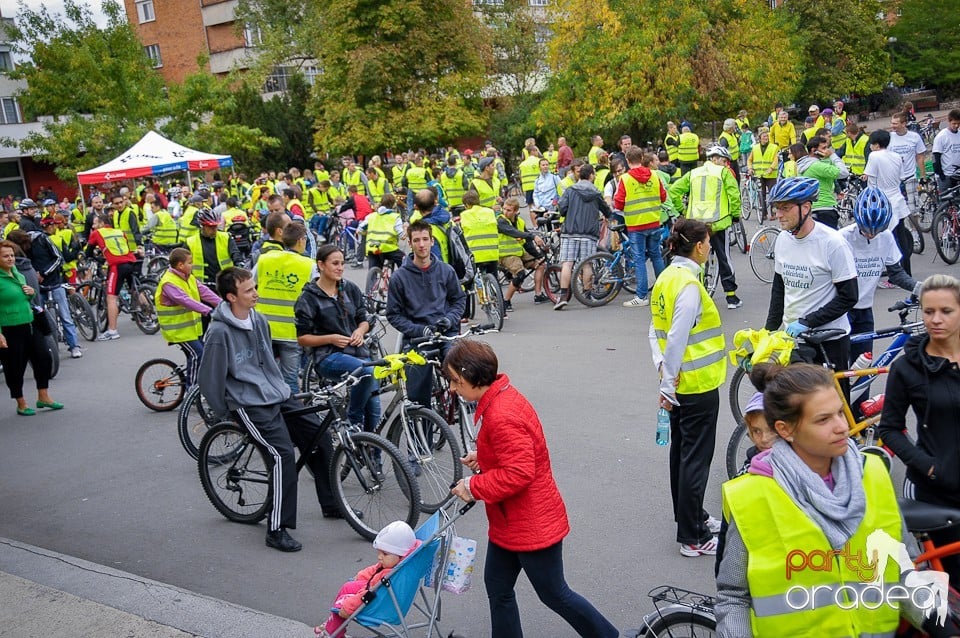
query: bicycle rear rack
[{"left": 647, "top": 585, "right": 717, "bottom": 614}]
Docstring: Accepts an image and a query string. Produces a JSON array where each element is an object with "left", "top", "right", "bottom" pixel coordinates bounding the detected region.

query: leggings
[{"left": 0, "top": 322, "right": 52, "bottom": 399}]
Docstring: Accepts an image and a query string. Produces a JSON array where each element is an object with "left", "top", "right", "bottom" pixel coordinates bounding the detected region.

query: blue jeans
[
  {"left": 42, "top": 285, "right": 79, "bottom": 349},
  {"left": 318, "top": 352, "right": 380, "bottom": 431},
  {"left": 485, "top": 540, "right": 618, "bottom": 638},
  {"left": 629, "top": 228, "right": 665, "bottom": 299},
  {"left": 273, "top": 340, "right": 302, "bottom": 395}
]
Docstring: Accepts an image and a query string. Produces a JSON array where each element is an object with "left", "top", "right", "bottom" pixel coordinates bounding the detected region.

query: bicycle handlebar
[
  {"left": 409, "top": 324, "right": 497, "bottom": 347},
  {"left": 888, "top": 298, "right": 918, "bottom": 313}
]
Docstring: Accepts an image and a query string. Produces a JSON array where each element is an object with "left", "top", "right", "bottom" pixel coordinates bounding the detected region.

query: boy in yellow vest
[{"left": 361, "top": 193, "right": 404, "bottom": 271}]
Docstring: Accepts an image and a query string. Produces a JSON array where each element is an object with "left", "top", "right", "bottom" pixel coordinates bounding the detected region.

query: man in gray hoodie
[
  {"left": 198, "top": 267, "right": 338, "bottom": 553},
  {"left": 554, "top": 163, "right": 612, "bottom": 309}
]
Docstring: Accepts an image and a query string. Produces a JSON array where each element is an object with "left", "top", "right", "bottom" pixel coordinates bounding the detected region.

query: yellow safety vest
[
  {"left": 588, "top": 145, "right": 603, "bottom": 166},
  {"left": 98, "top": 227, "right": 131, "bottom": 257},
  {"left": 686, "top": 162, "right": 730, "bottom": 225},
  {"left": 558, "top": 175, "right": 575, "bottom": 196},
  {"left": 594, "top": 168, "right": 610, "bottom": 192},
  {"left": 460, "top": 206, "right": 499, "bottom": 264},
  {"left": 365, "top": 211, "right": 401, "bottom": 254},
  {"left": 343, "top": 168, "right": 364, "bottom": 191},
  {"left": 621, "top": 173, "right": 662, "bottom": 228},
  {"left": 50, "top": 230, "right": 77, "bottom": 278},
  {"left": 722, "top": 454, "right": 902, "bottom": 638},
  {"left": 439, "top": 170, "right": 466, "bottom": 208},
  {"left": 544, "top": 150, "right": 558, "bottom": 174},
  {"left": 186, "top": 233, "right": 233, "bottom": 281},
  {"left": 155, "top": 269, "right": 203, "bottom": 343},
  {"left": 782, "top": 160, "right": 798, "bottom": 178},
  {"left": 844, "top": 135, "right": 868, "bottom": 176},
  {"left": 152, "top": 209, "right": 179, "bottom": 246},
  {"left": 305, "top": 187, "right": 333, "bottom": 219},
  {"left": 179, "top": 205, "right": 199, "bottom": 239},
  {"left": 831, "top": 124, "right": 847, "bottom": 151},
  {"left": 224, "top": 207, "right": 249, "bottom": 226},
  {"left": 751, "top": 143, "right": 780, "bottom": 179},
  {"left": 2, "top": 221, "right": 17, "bottom": 239},
  {"left": 113, "top": 208, "right": 138, "bottom": 250},
  {"left": 391, "top": 164, "right": 405, "bottom": 188},
  {"left": 720, "top": 131, "right": 741, "bottom": 161},
  {"left": 519, "top": 156, "right": 541, "bottom": 192},
  {"left": 651, "top": 264, "right": 726, "bottom": 394},
  {"left": 677, "top": 132, "right": 700, "bottom": 163},
  {"left": 664, "top": 133, "right": 681, "bottom": 162},
  {"left": 255, "top": 250, "right": 314, "bottom": 342},
  {"left": 408, "top": 211, "right": 450, "bottom": 263},
  {"left": 70, "top": 208, "right": 85, "bottom": 227},
  {"left": 405, "top": 167, "right": 429, "bottom": 193},
  {"left": 367, "top": 176, "right": 390, "bottom": 203},
  {"left": 497, "top": 214, "right": 525, "bottom": 258},
  {"left": 471, "top": 178, "right": 498, "bottom": 209},
  {"left": 735, "top": 117, "right": 750, "bottom": 132},
  {"left": 329, "top": 183, "right": 347, "bottom": 202}
]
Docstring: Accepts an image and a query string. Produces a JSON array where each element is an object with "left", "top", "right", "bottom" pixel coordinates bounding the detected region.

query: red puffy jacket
[{"left": 468, "top": 374, "right": 570, "bottom": 552}]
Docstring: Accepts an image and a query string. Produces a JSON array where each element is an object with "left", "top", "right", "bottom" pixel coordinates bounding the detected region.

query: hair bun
[{"left": 749, "top": 362, "right": 784, "bottom": 392}]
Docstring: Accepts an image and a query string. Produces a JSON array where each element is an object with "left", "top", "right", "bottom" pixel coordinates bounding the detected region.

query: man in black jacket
[
  {"left": 554, "top": 164, "right": 612, "bottom": 310},
  {"left": 17, "top": 199, "right": 41, "bottom": 233},
  {"left": 28, "top": 222, "right": 82, "bottom": 358}
]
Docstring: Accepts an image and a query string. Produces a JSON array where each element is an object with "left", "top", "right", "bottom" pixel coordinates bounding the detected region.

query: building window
[
  {"left": 529, "top": 0, "right": 549, "bottom": 5},
  {"left": 0, "top": 97, "right": 21, "bottom": 124},
  {"left": 144, "top": 44, "right": 162, "bottom": 68},
  {"left": 0, "top": 51, "right": 13, "bottom": 72},
  {"left": 136, "top": 0, "right": 155, "bottom": 23},
  {"left": 244, "top": 25, "right": 263, "bottom": 48},
  {"left": 896, "top": 7, "right": 902, "bottom": 16}
]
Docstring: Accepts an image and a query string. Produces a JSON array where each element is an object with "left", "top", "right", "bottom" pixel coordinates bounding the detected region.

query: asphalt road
[{"left": 0, "top": 221, "right": 945, "bottom": 636}]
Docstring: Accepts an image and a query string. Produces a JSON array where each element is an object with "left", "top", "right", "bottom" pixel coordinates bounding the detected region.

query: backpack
[
  {"left": 445, "top": 222, "right": 475, "bottom": 284},
  {"left": 739, "top": 130, "right": 754, "bottom": 156}
]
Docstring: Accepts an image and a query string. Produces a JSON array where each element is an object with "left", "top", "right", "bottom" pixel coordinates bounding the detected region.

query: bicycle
[
  {"left": 728, "top": 217, "right": 748, "bottom": 254},
  {"left": 177, "top": 384, "right": 217, "bottom": 459},
  {"left": 626, "top": 585, "right": 717, "bottom": 637},
  {"left": 197, "top": 368, "right": 421, "bottom": 541},
  {"left": 76, "top": 255, "right": 160, "bottom": 335},
  {"left": 916, "top": 177, "right": 938, "bottom": 233},
  {"left": 739, "top": 175, "right": 762, "bottom": 221},
  {"left": 325, "top": 209, "right": 363, "bottom": 264},
  {"left": 364, "top": 247, "right": 400, "bottom": 314},
  {"left": 134, "top": 343, "right": 193, "bottom": 412},
  {"left": 835, "top": 178, "right": 863, "bottom": 228},
  {"left": 466, "top": 262, "right": 505, "bottom": 331},
  {"left": 41, "top": 282, "right": 98, "bottom": 344},
  {"left": 932, "top": 183, "right": 960, "bottom": 264},
  {"left": 504, "top": 171, "right": 523, "bottom": 200},
  {"left": 748, "top": 225, "right": 779, "bottom": 283}
]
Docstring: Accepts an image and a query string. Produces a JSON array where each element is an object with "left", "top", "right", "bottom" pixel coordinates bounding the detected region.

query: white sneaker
[
  {"left": 96, "top": 330, "right": 120, "bottom": 341},
  {"left": 622, "top": 296, "right": 649, "bottom": 307},
  {"left": 704, "top": 515, "right": 722, "bottom": 534},
  {"left": 70, "top": 347, "right": 83, "bottom": 359},
  {"left": 680, "top": 536, "right": 719, "bottom": 557}
]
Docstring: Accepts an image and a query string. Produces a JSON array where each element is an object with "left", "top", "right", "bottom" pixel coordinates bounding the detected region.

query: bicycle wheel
[
  {"left": 911, "top": 222, "right": 925, "bottom": 254},
  {"left": 178, "top": 385, "right": 218, "bottom": 460},
  {"left": 507, "top": 183, "right": 522, "bottom": 199},
  {"left": 386, "top": 406, "right": 462, "bottom": 513},
  {"left": 643, "top": 609, "right": 717, "bottom": 637},
  {"left": 82, "top": 283, "right": 108, "bottom": 333},
  {"left": 68, "top": 291, "right": 99, "bottom": 342},
  {"left": 916, "top": 190, "right": 936, "bottom": 232},
  {"left": 143, "top": 255, "right": 169, "bottom": 279},
  {"left": 739, "top": 180, "right": 752, "bottom": 221},
  {"left": 933, "top": 207, "right": 960, "bottom": 265},
  {"left": 337, "top": 231, "right": 359, "bottom": 263},
  {"left": 198, "top": 422, "right": 272, "bottom": 524},
  {"left": 725, "top": 423, "right": 750, "bottom": 480},
  {"left": 364, "top": 267, "right": 386, "bottom": 309},
  {"left": 728, "top": 366, "right": 758, "bottom": 426},
  {"left": 704, "top": 251, "right": 719, "bottom": 297},
  {"left": 572, "top": 252, "right": 621, "bottom": 307},
  {"left": 135, "top": 358, "right": 186, "bottom": 411},
  {"left": 543, "top": 264, "right": 562, "bottom": 303},
  {"left": 732, "top": 219, "right": 748, "bottom": 254},
  {"left": 133, "top": 283, "right": 160, "bottom": 334},
  {"left": 479, "top": 273, "right": 505, "bottom": 330},
  {"left": 748, "top": 228, "right": 779, "bottom": 283},
  {"left": 329, "top": 431, "right": 420, "bottom": 541},
  {"left": 45, "top": 334, "right": 59, "bottom": 379}
]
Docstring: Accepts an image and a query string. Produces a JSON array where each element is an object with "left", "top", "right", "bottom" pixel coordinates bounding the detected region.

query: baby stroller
[{"left": 325, "top": 503, "right": 474, "bottom": 638}]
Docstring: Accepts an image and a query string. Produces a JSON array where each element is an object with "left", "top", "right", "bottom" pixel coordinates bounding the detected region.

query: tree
[
  {"left": 473, "top": 0, "right": 547, "bottom": 99},
  {"left": 533, "top": 0, "right": 803, "bottom": 147},
  {"left": 779, "top": 0, "right": 890, "bottom": 102},
  {"left": 888, "top": 0, "right": 960, "bottom": 93},
  {"left": 3, "top": 0, "right": 169, "bottom": 181}
]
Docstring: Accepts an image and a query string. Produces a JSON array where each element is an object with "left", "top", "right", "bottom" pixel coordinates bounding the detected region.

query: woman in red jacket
[{"left": 448, "top": 340, "right": 618, "bottom": 638}]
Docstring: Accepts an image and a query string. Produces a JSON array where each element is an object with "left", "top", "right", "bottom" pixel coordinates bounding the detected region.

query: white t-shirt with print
[
  {"left": 864, "top": 149, "right": 910, "bottom": 221},
  {"left": 839, "top": 224, "right": 902, "bottom": 309},
  {"left": 774, "top": 222, "right": 857, "bottom": 333},
  {"left": 887, "top": 130, "right": 926, "bottom": 180},
  {"left": 933, "top": 127, "right": 960, "bottom": 178}
]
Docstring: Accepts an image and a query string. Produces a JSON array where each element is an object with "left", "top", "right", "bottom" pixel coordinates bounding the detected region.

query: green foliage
[
  {"left": 779, "top": 0, "right": 890, "bottom": 101},
  {"left": 889, "top": 0, "right": 960, "bottom": 93},
  {"left": 534, "top": 0, "right": 804, "bottom": 145},
  {"left": 473, "top": 0, "right": 545, "bottom": 99}
]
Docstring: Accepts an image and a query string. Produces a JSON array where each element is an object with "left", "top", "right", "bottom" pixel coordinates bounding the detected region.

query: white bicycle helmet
[{"left": 705, "top": 145, "right": 731, "bottom": 161}]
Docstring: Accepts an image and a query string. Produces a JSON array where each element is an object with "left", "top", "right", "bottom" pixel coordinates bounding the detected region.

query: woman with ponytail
[
  {"left": 648, "top": 218, "right": 727, "bottom": 557},
  {"left": 294, "top": 244, "right": 379, "bottom": 431}
]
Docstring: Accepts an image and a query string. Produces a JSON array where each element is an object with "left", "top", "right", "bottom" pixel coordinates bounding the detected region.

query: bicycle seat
[
  {"left": 799, "top": 328, "right": 847, "bottom": 345},
  {"left": 899, "top": 499, "right": 960, "bottom": 533}
]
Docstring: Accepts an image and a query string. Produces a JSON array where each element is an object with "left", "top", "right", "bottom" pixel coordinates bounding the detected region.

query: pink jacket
[{"left": 337, "top": 540, "right": 422, "bottom": 617}]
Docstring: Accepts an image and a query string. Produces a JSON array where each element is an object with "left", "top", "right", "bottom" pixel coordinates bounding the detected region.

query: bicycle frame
[{"left": 847, "top": 323, "right": 922, "bottom": 403}]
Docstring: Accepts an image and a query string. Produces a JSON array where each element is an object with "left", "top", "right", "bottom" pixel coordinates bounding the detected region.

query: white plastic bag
[{"left": 440, "top": 536, "right": 477, "bottom": 594}]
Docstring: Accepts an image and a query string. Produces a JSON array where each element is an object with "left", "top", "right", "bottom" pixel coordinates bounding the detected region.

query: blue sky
[{"left": 2, "top": 1, "right": 108, "bottom": 25}]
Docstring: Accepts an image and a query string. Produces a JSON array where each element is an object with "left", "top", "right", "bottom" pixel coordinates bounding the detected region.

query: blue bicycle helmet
[
  {"left": 854, "top": 186, "right": 892, "bottom": 236},
  {"left": 767, "top": 177, "right": 820, "bottom": 204}
]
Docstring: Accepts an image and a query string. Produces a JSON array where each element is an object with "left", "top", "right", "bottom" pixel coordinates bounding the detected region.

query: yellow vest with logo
[
  {"left": 497, "top": 214, "right": 525, "bottom": 258},
  {"left": 519, "top": 156, "right": 541, "bottom": 192},
  {"left": 98, "top": 227, "right": 131, "bottom": 257},
  {"left": 155, "top": 269, "right": 203, "bottom": 343},
  {"left": 678, "top": 132, "right": 700, "bottom": 163},
  {"left": 621, "top": 173, "right": 662, "bottom": 228},
  {"left": 544, "top": 150, "right": 558, "bottom": 173},
  {"left": 664, "top": 133, "right": 681, "bottom": 162},
  {"left": 722, "top": 454, "right": 902, "bottom": 638},
  {"left": 651, "top": 263, "right": 726, "bottom": 394},
  {"left": 720, "top": 131, "right": 741, "bottom": 161},
  {"left": 460, "top": 206, "right": 499, "bottom": 264},
  {"left": 405, "top": 167, "right": 428, "bottom": 193},
  {"left": 686, "top": 162, "right": 731, "bottom": 227},
  {"left": 440, "top": 170, "right": 466, "bottom": 208},
  {"left": 365, "top": 211, "right": 401, "bottom": 254},
  {"left": 113, "top": 208, "right": 138, "bottom": 250},
  {"left": 844, "top": 135, "right": 868, "bottom": 176},
  {"left": 471, "top": 178, "right": 498, "bottom": 209},
  {"left": 152, "top": 209, "right": 179, "bottom": 246},
  {"left": 179, "top": 205, "right": 200, "bottom": 239},
  {"left": 186, "top": 233, "right": 233, "bottom": 281},
  {"left": 751, "top": 142, "right": 780, "bottom": 179},
  {"left": 255, "top": 250, "right": 313, "bottom": 341}
]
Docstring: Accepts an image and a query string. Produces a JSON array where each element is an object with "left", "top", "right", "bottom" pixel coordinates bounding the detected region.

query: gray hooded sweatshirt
[{"left": 198, "top": 302, "right": 290, "bottom": 418}]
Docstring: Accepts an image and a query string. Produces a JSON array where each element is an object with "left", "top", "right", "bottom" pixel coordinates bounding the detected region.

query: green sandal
[
  {"left": 36, "top": 400, "right": 64, "bottom": 410},
  {"left": 17, "top": 407, "right": 36, "bottom": 416}
]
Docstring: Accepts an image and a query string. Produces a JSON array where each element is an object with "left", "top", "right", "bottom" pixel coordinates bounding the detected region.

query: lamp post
[{"left": 888, "top": 36, "right": 898, "bottom": 85}]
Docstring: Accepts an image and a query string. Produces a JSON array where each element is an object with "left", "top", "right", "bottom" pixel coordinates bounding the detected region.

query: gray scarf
[{"left": 768, "top": 438, "right": 865, "bottom": 549}]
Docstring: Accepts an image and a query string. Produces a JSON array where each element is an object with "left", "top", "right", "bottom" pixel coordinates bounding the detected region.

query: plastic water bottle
[
  {"left": 851, "top": 352, "right": 873, "bottom": 370},
  {"left": 656, "top": 407, "right": 671, "bottom": 446}
]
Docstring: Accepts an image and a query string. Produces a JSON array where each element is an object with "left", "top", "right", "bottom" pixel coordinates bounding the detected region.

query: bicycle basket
[{"left": 729, "top": 328, "right": 795, "bottom": 370}]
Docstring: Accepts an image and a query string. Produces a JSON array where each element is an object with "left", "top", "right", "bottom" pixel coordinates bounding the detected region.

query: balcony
[{"left": 202, "top": 0, "right": 238, "bottom": 27}]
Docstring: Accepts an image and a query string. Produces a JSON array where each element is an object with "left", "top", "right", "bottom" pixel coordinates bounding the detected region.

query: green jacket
[
  {"left": 0, "top": 267, "right": 34, "bottom": 329},
  {"left": 797, "top": 156, "right": 844, "bottom": 210},
  {"left": 668, "top": 163, "right": 741, "bottom": 232}
]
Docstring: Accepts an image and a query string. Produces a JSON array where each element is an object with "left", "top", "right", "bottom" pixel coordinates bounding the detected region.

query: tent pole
[
  {"left": 187, "top": 170, "right": 192, "bottom": 187},
  {"left": 76, "top": 177, "right": 84, "bottom": 215}
]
